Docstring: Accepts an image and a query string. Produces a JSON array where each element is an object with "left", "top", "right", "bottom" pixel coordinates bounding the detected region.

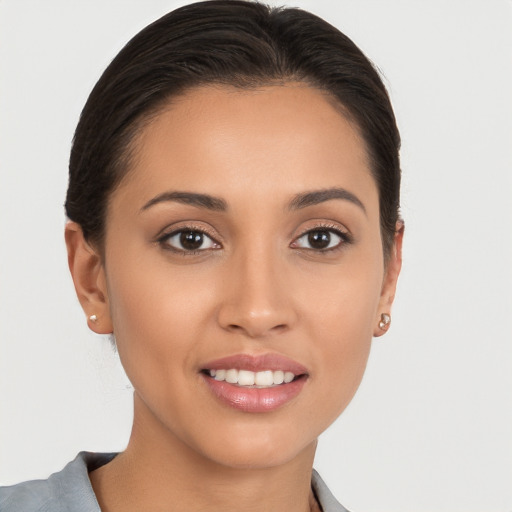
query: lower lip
[{"left": 202, "top": 375, "right": 307, "bottom": 413}]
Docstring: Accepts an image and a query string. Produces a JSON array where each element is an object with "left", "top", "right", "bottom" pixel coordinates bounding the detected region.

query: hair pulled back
[{"left": 65, "top": 0, "right": 401, "bottom": 257}]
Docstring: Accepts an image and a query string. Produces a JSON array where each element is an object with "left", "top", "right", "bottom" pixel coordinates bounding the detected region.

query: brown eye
[
  {"left": 180, "top": 231, "right": 204, "bottom": 250},
  {"left": 292, "top": 228, "right": 347, "bottom": 251},
  {"left": 307, "top": 230, "right": 331, "bottom": 249},
  {"left": 161, "top": 229, "right": 219, "bottom": 252}
]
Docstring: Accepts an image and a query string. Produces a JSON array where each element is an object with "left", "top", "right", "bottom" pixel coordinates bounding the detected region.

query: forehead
[{"left": 116, "top": 84, "right": 377, "bottom": 212}]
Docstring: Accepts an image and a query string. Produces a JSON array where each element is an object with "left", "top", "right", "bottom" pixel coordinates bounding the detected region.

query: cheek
[
  {"left": 103, "top": 250, "right": 220, "bottom": 388},
  {"left": 300, "top": 244, "right": 383, "bottom": 337},
  {"left": 299, "top": 253, "right": 383, "bottom": 417}
]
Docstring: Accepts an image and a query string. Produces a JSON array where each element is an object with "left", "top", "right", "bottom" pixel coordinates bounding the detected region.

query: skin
[{"left": 66, "top": 84, "right": 403, "bottom": 512}]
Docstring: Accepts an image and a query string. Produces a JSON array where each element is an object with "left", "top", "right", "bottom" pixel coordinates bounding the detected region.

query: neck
[{"left": 90, "top": 393, "right": 319, "bottom": 512}]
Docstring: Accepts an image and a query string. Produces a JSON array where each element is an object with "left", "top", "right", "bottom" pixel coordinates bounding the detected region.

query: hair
[{"left": 65, "top": 0, "right": 401, "bottom": 258}]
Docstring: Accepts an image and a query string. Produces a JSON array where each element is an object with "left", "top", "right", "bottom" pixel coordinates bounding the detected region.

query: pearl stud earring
[
  {"left": 378, "top": 313, "right": 391, "bottom": 330},
  {"left": 89, "top": 314, "right": 98, "bottom": 322}
]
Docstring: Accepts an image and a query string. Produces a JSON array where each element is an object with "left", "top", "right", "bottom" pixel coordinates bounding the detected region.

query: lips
[{"left": 200, "top": 353, "right": 308, "bottom": 413}]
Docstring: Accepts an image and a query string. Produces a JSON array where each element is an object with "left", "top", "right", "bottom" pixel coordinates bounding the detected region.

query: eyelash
[
  {"left": 291, "top": 224, "right": 353, "bottom": 253},
  {"left": 156, "top": 223, "right": 352, "bottom": 255},
  {"left": 157, "top": 225, "right": 221, "bottom": 255}
]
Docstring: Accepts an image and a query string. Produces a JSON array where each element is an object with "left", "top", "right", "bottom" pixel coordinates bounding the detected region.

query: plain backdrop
[{"left": 1, "top": 1, "right": 511, "bottom": 511}]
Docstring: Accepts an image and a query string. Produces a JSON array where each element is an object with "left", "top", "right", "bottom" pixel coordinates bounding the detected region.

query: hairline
[{"left": 93, "top": 79, "right": 389, "bottom": 261}]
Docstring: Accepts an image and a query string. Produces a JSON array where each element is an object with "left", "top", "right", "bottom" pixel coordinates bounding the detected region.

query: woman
[{"left": 0, "top": 1, "right": 402, "bottom": 510}]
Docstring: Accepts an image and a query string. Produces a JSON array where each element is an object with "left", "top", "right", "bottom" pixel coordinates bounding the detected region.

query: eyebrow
[
  {"left": 141, "top": 191, "right": 227, "bottom": 212},
  {"left": 288, "top": 187, "right": 366, "bottom": 214},
  {"left": 141, "top": 187, "right": 365, "bottom": 214}
]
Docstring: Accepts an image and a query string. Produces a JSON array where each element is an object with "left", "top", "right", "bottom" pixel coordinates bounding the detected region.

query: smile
[
  {"left": 207, "top": 369, "right": 296, "bottom": 387},
  {"left": 201, "top": 354, "right": 308, "bottom": 412}
]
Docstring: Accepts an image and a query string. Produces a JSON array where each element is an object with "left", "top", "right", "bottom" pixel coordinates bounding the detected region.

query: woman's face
[{"left": 88, "top": 84, "right": 400, "bottom": 468}]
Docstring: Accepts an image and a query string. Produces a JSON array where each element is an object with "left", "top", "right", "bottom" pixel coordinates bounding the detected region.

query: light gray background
[{"left": 1, "top": 1, "right": 511, "bottom": 511}]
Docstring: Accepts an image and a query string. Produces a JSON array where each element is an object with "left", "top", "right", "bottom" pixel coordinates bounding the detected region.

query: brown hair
[{"left": 65, "top": 0, "right": 401, "bottom": 257}]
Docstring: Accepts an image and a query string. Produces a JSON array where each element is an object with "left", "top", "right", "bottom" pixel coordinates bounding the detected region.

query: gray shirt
[{"left": 0, "top": 452, "right": 350, "bottom": 512}]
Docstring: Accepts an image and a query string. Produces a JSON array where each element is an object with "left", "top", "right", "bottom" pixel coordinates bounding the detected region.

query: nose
[{"left": 217, "top": 246, "right": 297, "bottom": 339}]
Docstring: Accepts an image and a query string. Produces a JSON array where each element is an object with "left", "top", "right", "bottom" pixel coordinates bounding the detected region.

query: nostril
[
  {"left": 217, "top": 300, "right": 296, "bottom": 338},
  {"left": 224, "top": 321, "right": 288, "bottom": 338}
]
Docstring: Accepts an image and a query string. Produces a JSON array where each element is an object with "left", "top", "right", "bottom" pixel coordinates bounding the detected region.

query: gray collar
[{"left": 1, "top": 452, "right": 349, "bottom": 512}]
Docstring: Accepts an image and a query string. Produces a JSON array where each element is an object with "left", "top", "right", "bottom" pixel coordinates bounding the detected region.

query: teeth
[
  {"left": 208, "top": 369, "right": 297, "bottom": 387},
  {"left": 238, "top": 370, "right": 255, "bottom": 386},
  {"left": 255, "top": 370, "right": 273, "bottom": 386},
  {"left": 273, "top": 370, "right": 284, "bottom": 385},
  {"left": 225, "top": 369, "right": 238, "bottom": 384},
  {"left": 284, "top": 371, "right": 295, "bottom": 383},
  {"left": 214, "top": 369, "right": 226, "bottom": 381}
]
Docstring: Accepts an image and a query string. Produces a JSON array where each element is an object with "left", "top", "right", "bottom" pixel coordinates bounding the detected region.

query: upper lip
[{"left": 201, "top": 353, "right": 308, "bottom": 375}]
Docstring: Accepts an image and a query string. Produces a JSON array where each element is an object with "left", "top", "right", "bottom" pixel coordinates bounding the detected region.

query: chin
[
  {"left": 205, "top": 443, "right": 313, "bottom": 470},
  {"left": 189, "top": 421, "right": 318, "bottom": 470}
]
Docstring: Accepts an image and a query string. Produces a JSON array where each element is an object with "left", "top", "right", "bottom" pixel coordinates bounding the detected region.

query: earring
[
  {"left": 378, "top": 313, "right": 391, "bottom": 330},
  {"left": 89, "top": 314, "right": 98, "bottom": 323}
]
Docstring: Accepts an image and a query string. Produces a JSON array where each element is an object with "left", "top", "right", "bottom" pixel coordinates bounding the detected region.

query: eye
[
  {"left": 291, "top": 228, "right": 348, "bottom": 251},
  {"left": 160, "top": 229, "right": 220, "bottom": 253}
]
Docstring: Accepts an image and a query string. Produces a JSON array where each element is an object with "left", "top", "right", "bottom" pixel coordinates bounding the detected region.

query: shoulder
[
  {"left": 0, "top": 452, "right": 117, "bottom": 512},
  {"left": 312, "top": 469, "right": 351, "bottom": 512}
]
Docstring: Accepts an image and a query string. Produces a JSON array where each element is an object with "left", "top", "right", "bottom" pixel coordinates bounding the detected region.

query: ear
[
  {"left": 373, "top": 221, "right": 404, "bottom": 337},
  {"left": 65, "top": 221, "right": 113, "bottom": 334}
]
